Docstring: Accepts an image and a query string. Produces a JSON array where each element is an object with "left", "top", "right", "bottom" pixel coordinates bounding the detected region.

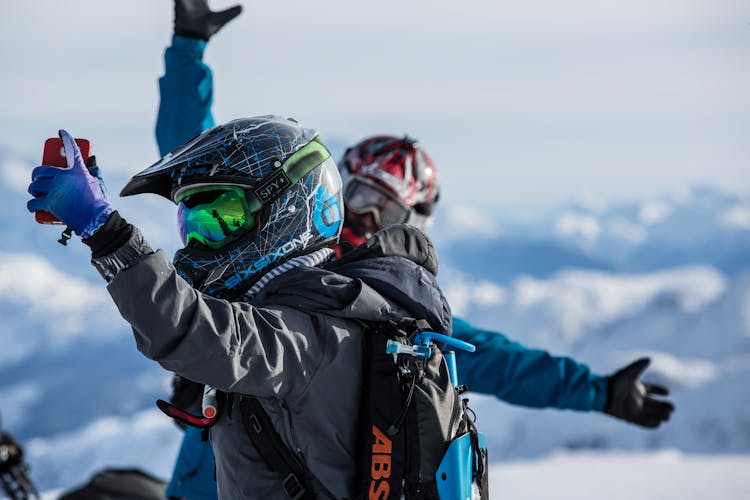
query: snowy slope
[
  {"left": 488, "top": 451, "right": 750, "bottom": 500},
  {"left": 0, "top": 145, "right": 748, "bottom": 493}
]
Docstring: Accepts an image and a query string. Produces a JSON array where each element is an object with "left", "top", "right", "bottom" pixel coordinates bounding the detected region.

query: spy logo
[
  {"left": 255, "top": 169, "right": 292, "bottom": 204},
  {"left": 312, "top": 186, "right": 341, "bottom": 238}
]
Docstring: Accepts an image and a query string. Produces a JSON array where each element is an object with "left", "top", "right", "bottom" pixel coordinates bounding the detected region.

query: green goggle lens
[{"left": 176, "top": 186, "right": 255, "bottom": 248}]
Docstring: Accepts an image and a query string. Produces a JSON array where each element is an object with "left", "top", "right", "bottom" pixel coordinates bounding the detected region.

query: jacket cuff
[
  {"left": 591, "top": 375, "right": 610, "bottom": 412},
  {"left": 90, "top": 226, "right": 154, "bottom": 283},
  {"left": 172, "top": 34, "right": 207, "bottom": 59}
]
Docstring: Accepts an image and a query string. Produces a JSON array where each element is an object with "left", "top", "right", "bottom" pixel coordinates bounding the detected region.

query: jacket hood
[{"left": 253, "top": 224, "right": 451, "bottom": 334}]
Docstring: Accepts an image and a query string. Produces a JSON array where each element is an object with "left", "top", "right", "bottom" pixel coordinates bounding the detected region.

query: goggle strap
[{"left": 247, "top": 137, "right": 330, "bottom": 212}]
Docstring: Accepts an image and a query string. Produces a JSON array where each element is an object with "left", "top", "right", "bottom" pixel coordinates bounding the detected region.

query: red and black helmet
[{"left": 338, "top": 135, "right": 440, "bottom": 245}]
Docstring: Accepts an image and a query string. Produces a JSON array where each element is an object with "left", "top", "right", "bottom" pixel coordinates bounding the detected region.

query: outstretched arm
[
  {"left": 452, "top": 316, "right": 609, "bottom": 412},
  {"left": 452, "top": 317, "right": 674, "bottom": 427}
]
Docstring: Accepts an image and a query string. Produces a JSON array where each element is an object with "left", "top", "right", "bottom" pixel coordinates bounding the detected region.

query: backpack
[{"left": 237, "top": 318, "right": 489, "bottom": 500}]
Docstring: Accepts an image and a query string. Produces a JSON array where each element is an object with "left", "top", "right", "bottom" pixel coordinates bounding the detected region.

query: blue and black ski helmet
[{"left": 121, "top": 116, "right": 343, "bottom": 299}]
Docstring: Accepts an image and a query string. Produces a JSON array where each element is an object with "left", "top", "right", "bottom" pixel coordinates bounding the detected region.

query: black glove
[
  {"left": 604, "top": 358, "right": 675, "bottom": 429},
  {"left": 174, "top": 0, "right": 242, "bottom": 41}
]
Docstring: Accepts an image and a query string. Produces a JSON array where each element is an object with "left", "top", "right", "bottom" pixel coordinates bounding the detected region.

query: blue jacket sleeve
[
  {"left": 166, "top": 426, "right": 218, "bottom": 500},
  {"left": 156, "top": 36, "right": 219, "bottom": 500},
  {"left": 155, "top": 35, "right": 216, "bottom": 156},
  {"left": 452, "top": 316, "right": 609, "bottom": 412}
]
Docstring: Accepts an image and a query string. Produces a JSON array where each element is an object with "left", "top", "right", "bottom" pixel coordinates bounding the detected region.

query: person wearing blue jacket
[{"left": 157, "top": 3, "right": 674, "bottom": 499}]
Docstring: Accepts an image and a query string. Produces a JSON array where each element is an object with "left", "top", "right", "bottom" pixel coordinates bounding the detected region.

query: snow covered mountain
[
  {"left": 433, "top": 187, "right": 750, "bottom": 459},
  {"left": 440, "top": 265, "right": 750, "bottom": 458},
  {"left": 433, "top": 186, "right": 750, "bottom": 280},
  {"left": 0, "top": 145, "right": 748, "bottom": 492}
]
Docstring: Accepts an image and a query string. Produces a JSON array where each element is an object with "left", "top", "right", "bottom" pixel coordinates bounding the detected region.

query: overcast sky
[{"left": 1, "top": 1, "right": 748, "bottom": 216}]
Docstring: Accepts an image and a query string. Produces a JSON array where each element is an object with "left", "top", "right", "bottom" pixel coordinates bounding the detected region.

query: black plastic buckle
[
  {"left": 281, "top": 473, "right": 305, "bottom": 500},
  {"left": 250, "top": 414, "right": 262, "bottom": 434}
]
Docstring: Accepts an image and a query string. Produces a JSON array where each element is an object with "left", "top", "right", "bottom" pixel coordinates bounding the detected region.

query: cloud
[
  {"left": 0, "top": 251, "right": 124, "bottom": 364},
  {"left": 639, "top": 201, "right": 673, "bottom": 225},
  {"left": 555, "top": 212, "right": 601, "bottom": 243},
  {"left": 511, "top": 266, "right": 728, "bottom": 344},
  {"left": 720, "top": 205, "right": 750, "bottom": 230},
  {"left": 1, "top": 0, "right": 748, "bottom": 213},
  {"left": 440, "top": 204, "right": 503, "bottom": 239}
]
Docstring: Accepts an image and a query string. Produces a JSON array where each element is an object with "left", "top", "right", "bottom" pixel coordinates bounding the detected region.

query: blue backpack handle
[
  {"left": 385, "top": 331, "right": 476, "bottom": 360},
  {"left": 413, "top": 331, "right": 476, "bottom": 353}
]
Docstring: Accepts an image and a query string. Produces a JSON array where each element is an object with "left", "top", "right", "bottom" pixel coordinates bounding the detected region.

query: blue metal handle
[
  {"left": 444, "top": 351, "right": 459, "bottom": 386},
  {"left": 413, "top": 331, "right": 476, "bottom": 353}
]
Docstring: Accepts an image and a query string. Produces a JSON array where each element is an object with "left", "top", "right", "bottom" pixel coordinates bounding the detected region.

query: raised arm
[
  {"left": 155, "top": 35, "right": 215, "bottom": 156},
  {"left": 155, "top": 0, "right": 242, "bottom": 155}
]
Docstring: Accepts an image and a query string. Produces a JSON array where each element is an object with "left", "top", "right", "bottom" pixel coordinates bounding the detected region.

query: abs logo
[
  {"left": 312, "top": 186, "right": 341, "bottom": 238},
  {"left": 369, "top": 425, "right": 392, "bottom": 500}
]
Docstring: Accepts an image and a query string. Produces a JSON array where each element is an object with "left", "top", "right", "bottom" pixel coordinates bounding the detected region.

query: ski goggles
[
  {"left": 343, "top": 178, "right": 411, "bottom": 228},
  {"left": 176, "top": 185, "right": 256, "bottom": 249}
]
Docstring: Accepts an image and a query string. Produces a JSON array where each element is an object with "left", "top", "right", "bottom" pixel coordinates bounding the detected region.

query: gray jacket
[{"left": 98, "top": 224, "right": 451, "bottom": 499}]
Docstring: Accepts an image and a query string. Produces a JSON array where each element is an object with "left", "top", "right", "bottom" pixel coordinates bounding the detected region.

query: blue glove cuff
[{"left": 80, "top": 206, "right": 114, "bottom": 239}]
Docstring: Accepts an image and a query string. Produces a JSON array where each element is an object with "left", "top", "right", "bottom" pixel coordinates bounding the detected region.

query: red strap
[{"left": 156, "top": 399, "right": 219, "bottom": 428}]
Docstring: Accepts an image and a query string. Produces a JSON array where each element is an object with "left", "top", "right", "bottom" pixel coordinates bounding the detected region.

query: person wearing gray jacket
[{"left": 26, "top": 117, "right": 452, "bottom": 499}]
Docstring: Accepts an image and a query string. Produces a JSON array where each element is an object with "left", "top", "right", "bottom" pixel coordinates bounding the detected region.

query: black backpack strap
[
  {"left": 359, "top": 321, "right": 408, "bottom": 500},
  {"left": 238, "top": 396, "right": 317, "bottom": 500}
]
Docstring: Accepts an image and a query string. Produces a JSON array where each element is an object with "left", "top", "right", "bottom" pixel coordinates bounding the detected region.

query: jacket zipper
[{"left": 280, "top": 400, "right": 305, "bottom": 465}]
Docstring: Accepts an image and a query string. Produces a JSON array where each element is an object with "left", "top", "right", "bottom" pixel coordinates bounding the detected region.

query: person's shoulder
[{"left": 330, "top": 224, "right": 439, "bottom": 276}]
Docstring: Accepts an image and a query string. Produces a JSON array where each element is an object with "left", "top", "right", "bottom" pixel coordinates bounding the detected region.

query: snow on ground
[
  {"left": 489, "top": 451, "right": 750, "bottom": 500},
  {"left": 34, "top": 447, "right": 750, "bottom": 499}
]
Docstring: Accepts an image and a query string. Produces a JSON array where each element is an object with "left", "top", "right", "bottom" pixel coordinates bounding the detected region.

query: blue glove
[{"left": 27, "top": 130, "right": 113, "bottom": 238}]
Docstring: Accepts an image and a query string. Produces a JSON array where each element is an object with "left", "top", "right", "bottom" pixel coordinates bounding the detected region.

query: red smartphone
[{"left": 35, "top": 137, "right": 92, "bottom": 224}]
